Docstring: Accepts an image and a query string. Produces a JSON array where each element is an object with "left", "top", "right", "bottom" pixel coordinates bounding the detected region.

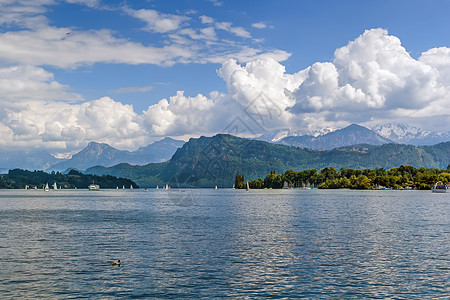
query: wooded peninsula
[
  {"left": 235, "top": 165, "right": 450, "bottom": 190},
  {"left": 0, "top": 169, "right": 138, "bottom": 189}
]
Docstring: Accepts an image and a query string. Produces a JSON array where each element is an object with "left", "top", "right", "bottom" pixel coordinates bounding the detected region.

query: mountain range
[
  {"left": 257, "top": 127, "right": 336, "bottom": 143},
  {"left": 86, "top": 134, "right": 450, "bottom": 187},
  {"left": 371, "top": 123, "right": 450, "bottom": 145},
  {"left": 50, "top": 137, "right": 185, "bottom": 171},
  {"left": 0, "top": 123, "right": 448, "bottom": 173},
  {"left": 0, "top": 137, "right": 184, "bottom": 173},
  {"left": 274, "top": 124, "right": 393, "bottom": 150},
  {"left": 0, "top": 148, "right": 63, "bottom": 174},
  {"left": 258, "top": 123, "right": 450, "bottom": 148}
]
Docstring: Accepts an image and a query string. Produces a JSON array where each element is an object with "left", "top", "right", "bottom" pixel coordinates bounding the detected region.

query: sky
[{"left": 0, "top": 0, "right": 449, "bottom": 154}]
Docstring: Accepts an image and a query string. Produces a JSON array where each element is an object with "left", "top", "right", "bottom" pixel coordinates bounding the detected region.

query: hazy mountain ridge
[
  {"left": 0, "top": 149, "right": 64, "bottom": 173},
  {"left": 0, "top": 137, "right": 185, "bottom": 173},
  {"left": 50, "top": 137, "right": 185, "bottom": 171},
  {"left": 86, "top": 134, "right": 449, "bottom": 187}
]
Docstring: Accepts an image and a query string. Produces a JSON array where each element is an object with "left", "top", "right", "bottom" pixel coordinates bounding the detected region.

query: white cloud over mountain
[
  {"left": 291, "top": 29, "right": 448, "bottom": 128},
  {"left": 0, "top": 0, "right": 448, "bottom": 156}
]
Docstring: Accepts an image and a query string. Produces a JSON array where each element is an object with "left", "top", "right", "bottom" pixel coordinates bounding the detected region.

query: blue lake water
[{"left": 0, "top": 189, "right": 449, "bottom": 298}]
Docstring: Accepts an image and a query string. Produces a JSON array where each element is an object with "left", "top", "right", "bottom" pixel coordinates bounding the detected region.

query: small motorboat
[{"left": 432, "top": 181, "right": 448, "bottom": 193}]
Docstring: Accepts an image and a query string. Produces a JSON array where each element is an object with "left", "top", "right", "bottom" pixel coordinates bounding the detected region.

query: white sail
[
  {"left": 156, "top": 185, "right": 159, "bottom": 189},
  {"left": 130, "top": 185, "right": 133, "bottom": 190},
  {"left": 53, "top": 182, "right": 58, "bottom": 190},
  {"left": 246, "top": 181, "right": 250, "bottom": 191},
  {"left": 44, "top": 183, "right": 49, "bottom": 192}
]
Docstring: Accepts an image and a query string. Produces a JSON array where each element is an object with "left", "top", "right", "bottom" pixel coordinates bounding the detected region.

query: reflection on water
[{"left": 0, "top": 189, "right": 449, "bottom": 298}]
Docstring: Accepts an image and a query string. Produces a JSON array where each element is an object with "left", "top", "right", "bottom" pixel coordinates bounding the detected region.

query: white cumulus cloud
[
  {"left": 141, "top": 91, "right": 232, "bottom": 137},
  {"left": 125, "top": 8, "right": 190, "bottom": 33},
  {"left": 290, "top": 28, "right": 449, "bottom": 130},
  {"left": 1, "top": 97, "right": 147, "bottom": 150},
  {"left": 0, "top": 65, "right": 82, "bottom": 102}
]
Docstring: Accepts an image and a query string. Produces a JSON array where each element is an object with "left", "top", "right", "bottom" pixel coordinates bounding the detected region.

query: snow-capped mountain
[
  {"left": 311, "top": 127, "right": 337, "bottom": 137},
  {"left": 257, "top": 128, "right": 302, "bottom": 143},
  {"left": 277, "top": 124, "right": 393, "bottom": 150},
  {"left": 257, "top": 123, "right": 449, "bottom": 147},
  {"left": 372, "top": 123, "right": 450, "bottom": 145},
  {"left": 257, "top": 127, "right": 336, "bottom": 143}
]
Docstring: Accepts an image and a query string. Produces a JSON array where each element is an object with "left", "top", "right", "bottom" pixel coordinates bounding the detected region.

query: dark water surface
[{"left": 0, "top": 189, "right": 449, "bottom": 298}]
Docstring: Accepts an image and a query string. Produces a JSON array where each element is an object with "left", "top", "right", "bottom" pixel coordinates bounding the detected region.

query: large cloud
[
  {"left": 0, "top": 65, "right": 81, "bottom": 102},
  {"left": 1, "top": 28, "right": 449, "bottom": 152},
  {"left": 1, "top": 97, "right": 146, "bottom": 150},
  {"left": 217, "top": 58, "right": 305, "bottom": 131},
  {"left": 141, "top": 91, "right": 232, "bottom": 137},
  {"left": 290, "top": 29, "right": 449, "bottom": 130}
]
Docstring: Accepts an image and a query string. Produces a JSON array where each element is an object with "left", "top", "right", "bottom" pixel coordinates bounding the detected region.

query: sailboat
[
  {"left": 246, "top": 181, "right": 250, "bottom": 191},
  {"left": 53, "top": 182, "right": 58, "bottom": 190},
  {"left": 214, "top": 185, "right": 218, "bottom": 190},
  {"left": 122, "top": 185, "right": 125, "bottom": 190},
  {"left": 44, "top": 183, "right": 49, "bottom": 192},
  {"left": 130, "top": 185, "right": 133, "bottom": 190},
  {"left": 116, "top": 186, "right": 119, "bottom": 190}
]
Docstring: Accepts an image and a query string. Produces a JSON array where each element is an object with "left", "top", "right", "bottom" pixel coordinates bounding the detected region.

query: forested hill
[
  {"left": 0, "top": 169, "right": 138, "bottom": 189},
  {"left": 86, "top": 134, "right": 449, "bottom": 187}
]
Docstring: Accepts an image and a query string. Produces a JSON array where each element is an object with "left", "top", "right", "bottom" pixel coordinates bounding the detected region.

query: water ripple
[{"left": 0, "top": 189, "right": 448, "bottom": 298}]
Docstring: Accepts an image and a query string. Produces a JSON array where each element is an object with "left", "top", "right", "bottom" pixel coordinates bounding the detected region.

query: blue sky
[{"left": 0, "top": 0, "right": 449, "bottom": 152}]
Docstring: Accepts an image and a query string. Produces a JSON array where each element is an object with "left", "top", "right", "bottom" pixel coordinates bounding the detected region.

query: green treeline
[
  {"left": 238, "top": 165, "right": 450, "bottom": 190},
  {"left": 0, "top": 169, "right": 138, "bottom": 189}
]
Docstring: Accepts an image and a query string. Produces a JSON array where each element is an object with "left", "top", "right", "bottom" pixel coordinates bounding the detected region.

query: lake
[{"left": 0, "top": 189, "right": 449, "bottom": 298}]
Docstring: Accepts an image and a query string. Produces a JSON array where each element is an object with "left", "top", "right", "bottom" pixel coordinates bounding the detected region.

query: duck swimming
[{"left": 112, "top": 260, "right": 121, "bottom": 266}]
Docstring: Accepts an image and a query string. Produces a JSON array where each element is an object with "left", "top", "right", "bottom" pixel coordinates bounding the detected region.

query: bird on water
[{"left": 112, "top": 260, "right": 121, "bottom": 266}]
